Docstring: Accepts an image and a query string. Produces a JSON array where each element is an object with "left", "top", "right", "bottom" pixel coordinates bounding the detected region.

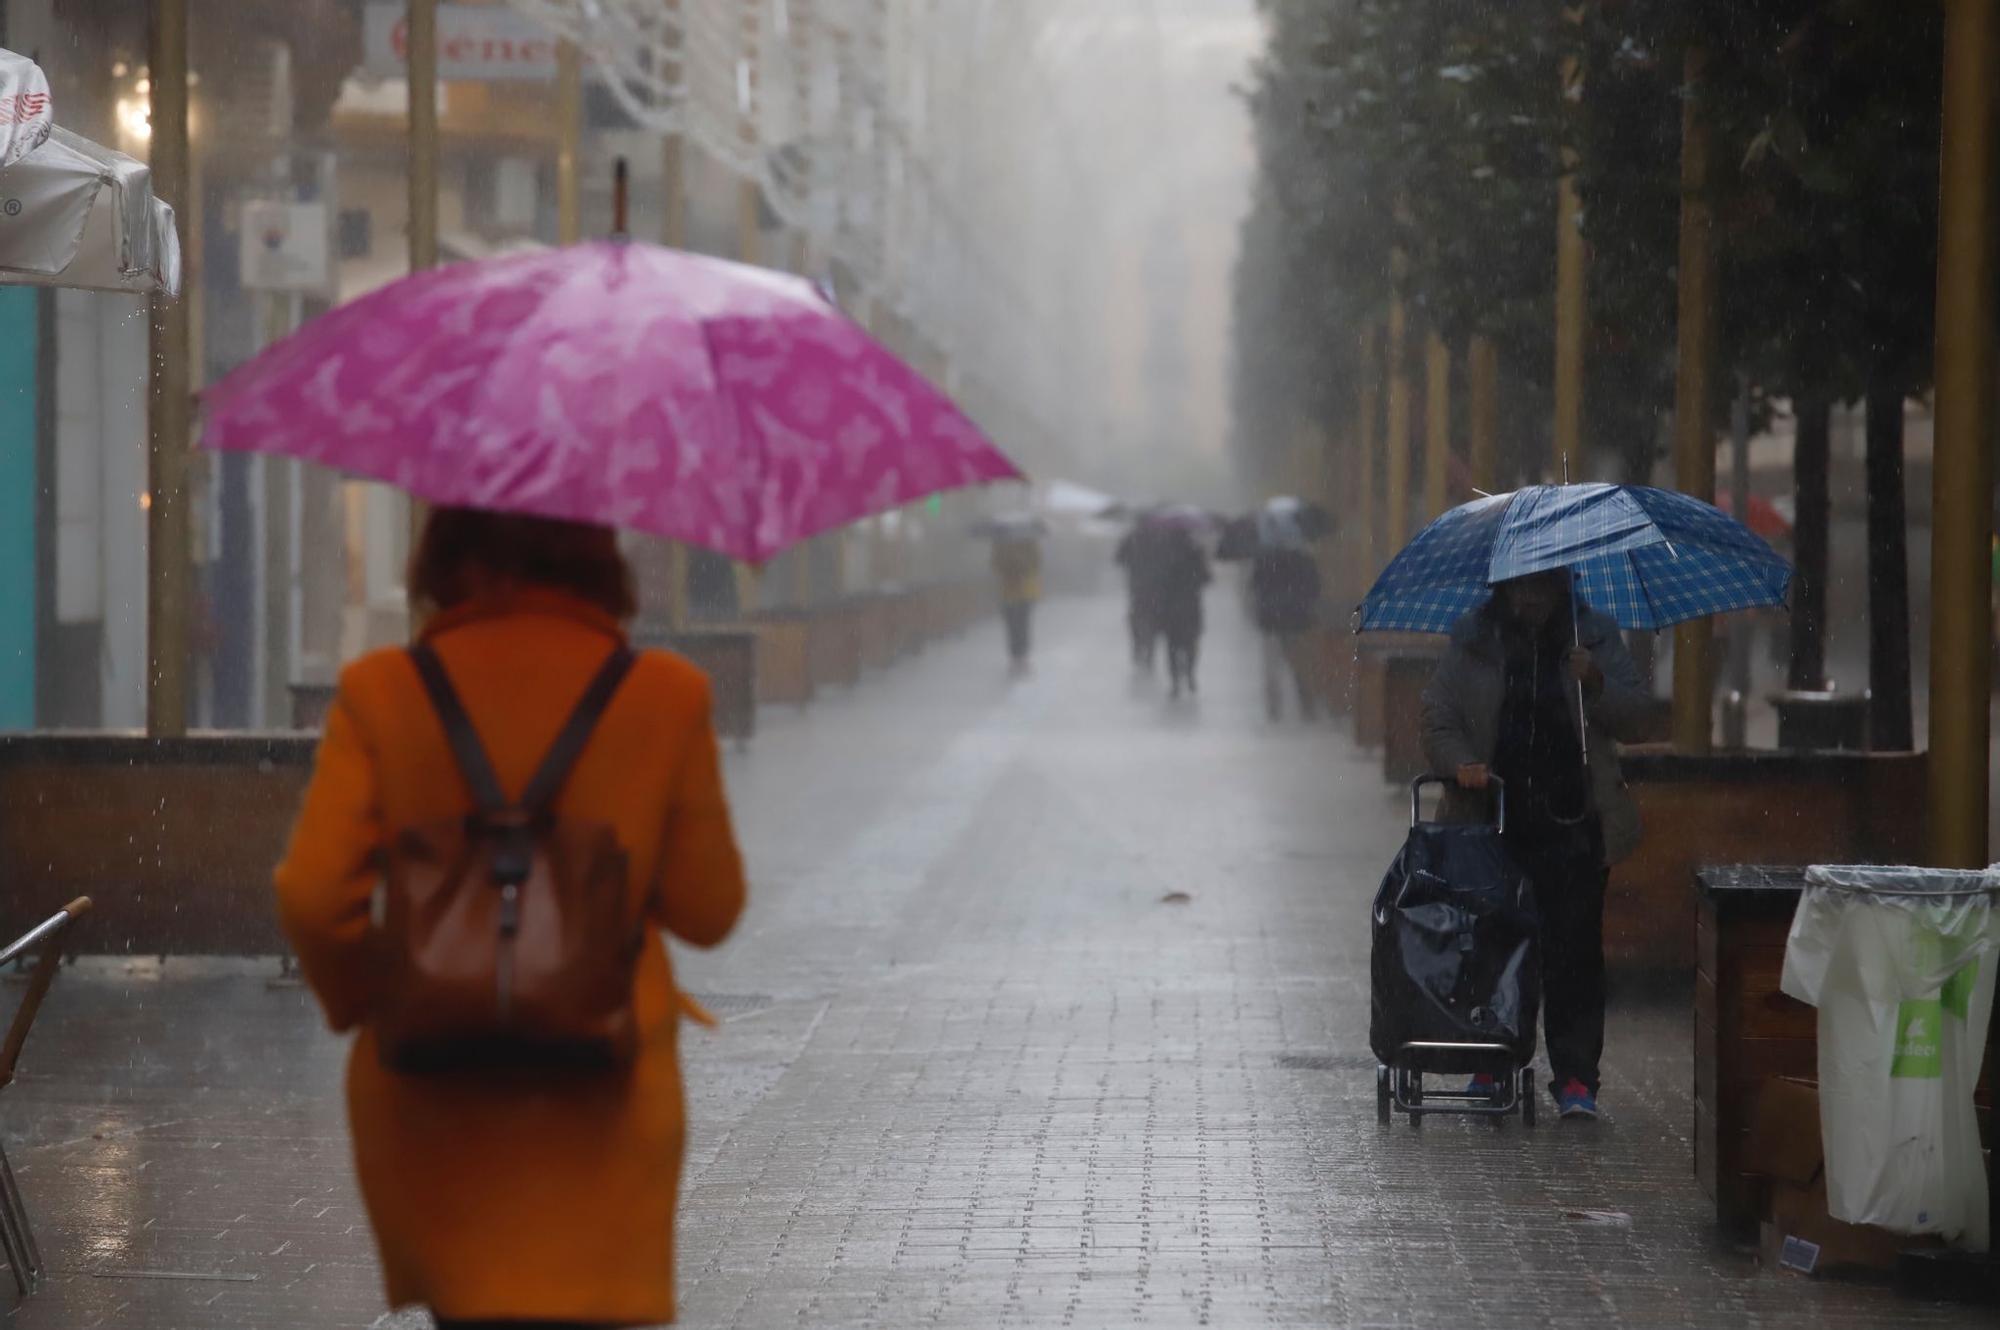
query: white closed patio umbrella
[
  {"left": 0, "top": 127, "right": 180, "bottom": 296},
  {"left": 0, "top": 48, "right": 53, "bottom": 169}
]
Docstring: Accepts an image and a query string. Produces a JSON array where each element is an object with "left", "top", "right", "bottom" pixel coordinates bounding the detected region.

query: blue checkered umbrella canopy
[{"left": 1358, "top": 483, "right": 1793, "bottom": 633}]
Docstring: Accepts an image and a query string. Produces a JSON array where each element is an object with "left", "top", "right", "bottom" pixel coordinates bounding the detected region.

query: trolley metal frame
[{"left": 1373, "top": 778, "right": 1537, "bottom": 1127}]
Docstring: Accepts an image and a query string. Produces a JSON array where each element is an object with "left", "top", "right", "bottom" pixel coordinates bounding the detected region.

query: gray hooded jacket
[{"left": 1419, "top": 602, "right": 1652, "bottom": 866}]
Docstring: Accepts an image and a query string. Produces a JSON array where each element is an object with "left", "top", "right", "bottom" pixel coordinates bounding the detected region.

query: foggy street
[
  {"left": 5, "top": 0, "right": 2000, "bottom": 1324},
  {"left": 1, "top": 598, "right": 1985, "bottom": 1329}
]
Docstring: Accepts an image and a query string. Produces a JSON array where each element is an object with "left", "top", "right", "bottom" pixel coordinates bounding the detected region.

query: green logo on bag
[
  {"left": 1942, "top": 964, "right": 1977, "bottom": 1020},
  {"left": 1891, "top": 999, "right": 1943, "bottom": 1078}
]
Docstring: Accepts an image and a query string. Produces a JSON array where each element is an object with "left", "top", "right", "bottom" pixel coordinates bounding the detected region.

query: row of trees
[{"left": 1233, "top": 0, "right": 1953, "bottom": 746}]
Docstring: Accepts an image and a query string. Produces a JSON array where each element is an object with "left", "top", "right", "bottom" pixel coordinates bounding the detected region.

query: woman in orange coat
[{"left": 274, "top": 509, "right": 747, "bottom": 1329}]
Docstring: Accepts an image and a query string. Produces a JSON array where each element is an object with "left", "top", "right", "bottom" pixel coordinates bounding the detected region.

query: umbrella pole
[
  {"left": 1559, "top": 458, "right": 1590, "bottom": 772},
  {"left": 1571, "top": 581, "right": 1590, "bottom": 771}
]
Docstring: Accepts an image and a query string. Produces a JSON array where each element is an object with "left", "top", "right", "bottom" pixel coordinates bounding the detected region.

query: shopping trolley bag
[{"left": 1370, "top": 776, "right": 1541, "bottom": 1074}]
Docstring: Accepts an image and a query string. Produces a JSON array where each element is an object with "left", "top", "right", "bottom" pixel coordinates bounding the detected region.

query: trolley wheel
[
  {"left": 1520, "top": 1069, "right": 1537, "bottom": 1127},
  {"left": 1376, "top": 1064, "right": 1392, "bottom": 1124}
]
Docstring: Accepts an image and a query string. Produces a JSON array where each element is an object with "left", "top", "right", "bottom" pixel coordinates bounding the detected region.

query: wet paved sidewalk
[{"left": 2, "top": 595, "right": 1989, "bottom": 1328}]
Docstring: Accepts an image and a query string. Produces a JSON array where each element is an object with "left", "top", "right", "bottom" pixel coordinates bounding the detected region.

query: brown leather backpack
[{"left": 368, "top": 642, "right": 644, "bottom": 1075}]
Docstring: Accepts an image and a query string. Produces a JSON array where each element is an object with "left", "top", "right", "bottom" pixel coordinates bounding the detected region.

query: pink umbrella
[{"left": 201, "top": 241, "right": 1023, "bottom": 563}]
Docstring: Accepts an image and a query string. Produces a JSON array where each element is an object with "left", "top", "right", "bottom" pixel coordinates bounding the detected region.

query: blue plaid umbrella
[{"left": 1358, "top": 483, "right": 1794, "bottom": 633}]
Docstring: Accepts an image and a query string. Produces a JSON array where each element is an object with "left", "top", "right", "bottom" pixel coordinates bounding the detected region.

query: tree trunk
[
  {"left": 1788, "top": 394, "right": 1832, "bottom": 691},
  {"left": 1621, "top": 422, "right": 1660, "bottom": 693},
  {"left": 1864, "top": 378, "right": 1914, "bottom": 750}
]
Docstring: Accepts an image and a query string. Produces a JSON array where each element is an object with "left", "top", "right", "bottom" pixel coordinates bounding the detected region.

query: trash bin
[
  {"left": 1780, "top": 865, "right": 2000, "bottom": 1251},
  {"left": 1772, "top": 688, "right": 1871, "bottom": 751}
]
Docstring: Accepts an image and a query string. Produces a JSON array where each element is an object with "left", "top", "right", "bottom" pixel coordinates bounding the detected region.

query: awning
[
  {"left": 0, "top": 48, "right": 52, "bottom": 169},
  {"left": 0, "top": 127, "right": 180, "bottom": 296}
]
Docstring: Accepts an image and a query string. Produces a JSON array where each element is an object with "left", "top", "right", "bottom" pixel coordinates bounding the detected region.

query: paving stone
[{"left": 0, "top": 599, "right": 1987, "bottom": 1327}]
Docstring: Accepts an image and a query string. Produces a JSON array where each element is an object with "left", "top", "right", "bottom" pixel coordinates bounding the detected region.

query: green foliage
[{"left": 1234, "top": 0, "right": 1946, "bottom": 487}]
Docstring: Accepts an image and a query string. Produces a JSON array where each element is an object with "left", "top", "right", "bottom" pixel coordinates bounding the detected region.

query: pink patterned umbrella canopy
[{"left": 201, "top": 241, "right": 1024, "bottom": 562}]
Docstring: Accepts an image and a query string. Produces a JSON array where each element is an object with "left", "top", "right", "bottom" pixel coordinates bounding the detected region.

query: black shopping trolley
[{"left": 1371, "top": 776, "right": 1541, "bottom": 1125}]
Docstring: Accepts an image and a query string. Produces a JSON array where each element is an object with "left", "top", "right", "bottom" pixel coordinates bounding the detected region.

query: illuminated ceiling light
[{"left": 115, "top": 95, "right": 151, "bottom": 142}]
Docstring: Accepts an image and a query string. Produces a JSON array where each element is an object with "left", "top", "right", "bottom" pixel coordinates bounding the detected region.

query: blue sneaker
[
  {"left": 1464, "top": 1074, "right": 1501, "bottom": 1101},
  {"left": 1556, "top": 1079, "right": 1599, "bottom": 1120}
]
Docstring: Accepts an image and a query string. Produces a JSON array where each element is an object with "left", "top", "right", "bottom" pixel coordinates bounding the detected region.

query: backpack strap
[
  {"left": 520, "top": 645, "right": 637, "bottom": 814},
  {"left": 408, "top": 643, "right": 510, "bottom": 814}
]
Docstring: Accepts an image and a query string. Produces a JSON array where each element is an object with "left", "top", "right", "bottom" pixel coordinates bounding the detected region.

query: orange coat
[{"left": 274, "top": 590, "right": 747, "bottom": 1326}]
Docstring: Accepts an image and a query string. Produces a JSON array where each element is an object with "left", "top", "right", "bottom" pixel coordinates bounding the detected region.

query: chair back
[{"left": 0, "top": 898, "right": 92, "bottom": 1090}]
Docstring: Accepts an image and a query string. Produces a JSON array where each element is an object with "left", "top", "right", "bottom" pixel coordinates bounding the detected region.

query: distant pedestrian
[
  {"left": 1420, "top": 569, "right": 1651, "bottom": 1120},
  {"left": 1248, "top": 522, "right": 1324, "bottom": 722},
  {"left": 1156, "top": 528, "right": 1211, "bottom": 699},
  {"left": 274, "top": 508, "right": 748, "bottom": 1329},
  {"left": 992, "top": 534, "right": 1043, "bottom": 669},
  {"left": 1116, "top": 528, "right": 1162, "bottom": 670}
]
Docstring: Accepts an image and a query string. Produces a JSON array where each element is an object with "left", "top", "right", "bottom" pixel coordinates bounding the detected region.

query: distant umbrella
[
  {"left": 971, "top": 513, "right": 1049, "bottom": 541},
  {"left": 1041, "top": 480, "right": 1120, "bottom": 518},
  {"left": 1139, "top": 504, "right": 1224, "bottom": 535},
  {"left": 1217, "top": 496, "right": 1334, "bottom": 561},
  {"left": 1715, "top": 492, "right": 1793, "bottom": 543}
]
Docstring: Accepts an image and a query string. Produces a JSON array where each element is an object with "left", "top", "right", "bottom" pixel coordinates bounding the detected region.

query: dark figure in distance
[
  {"left": 1155, "top": 528, "right": 1211, "bottom": 699},
  {"left": 1116, "top": 527, "right": 1163, "bottom": 670},
  {"left": 1249, "top": 538, "right": 1323, "bottom": 722}
]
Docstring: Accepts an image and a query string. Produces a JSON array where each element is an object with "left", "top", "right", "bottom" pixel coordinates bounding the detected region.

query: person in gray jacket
[{"left": 1420, "top": 569, "right": 1653, "bottom": 1119}]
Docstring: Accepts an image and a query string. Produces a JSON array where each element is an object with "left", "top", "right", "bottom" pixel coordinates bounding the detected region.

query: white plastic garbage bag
[
  {"left": 1781, "top": 864, "right": 2000, "bottom": 1250},
  {"left": 0, "top": 48, "right": 53, "bottom": 169},
  {"left": 0, "top": 127, "right": 180, "bottom": 295}
]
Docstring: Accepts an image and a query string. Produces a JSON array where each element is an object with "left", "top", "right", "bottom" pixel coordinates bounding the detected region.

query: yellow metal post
[
  {"left": 407, "top": 0, "right": 438, "bottom": 272},
  {"left": 733, "top": 178, "right": 763, "bottom": 616},
  {"left": 404, "top": 0, "right": 439, "bottom": 557},
  {"left": 556, "top": 40, "right": 582, "bottom": 245},
  {"left": 1671, "top": 46, "right": 1719, "bottom": 755},
  {"left": 1554, "top": 56, "right": 1586, "bottom": 482},
  {"left": 1355, "top": 325, "right": 1379, "bottom": 584},
  {"left": 737, "top": 179, "right": 762, "bottom": 268},
  {"left": 146, "top": 0, "right": 192, "bottom": 737},
  {"left": 1424, "top": 331, "right": 1450, "bottom": 518},
  {"left": 1928, "top": 0, "right": 1997, "bottom": 867},
  {"left": 1468, "top": 334, "right": 1499, "bottom": 495},
  {"left": 656, "top": 131, "right": 689, "bottom": 628},
  {"left": 1384, "top": 270, "right": 1412, "bottom": 552}
]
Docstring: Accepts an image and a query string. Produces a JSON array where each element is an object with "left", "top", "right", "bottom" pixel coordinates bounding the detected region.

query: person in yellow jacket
[{"left": 992, "top": 534, "right": 1043, "bottom": 669}]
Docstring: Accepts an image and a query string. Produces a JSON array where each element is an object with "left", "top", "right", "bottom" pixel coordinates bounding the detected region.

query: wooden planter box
[
  {"left": 887, "top": 589, "right": 923, "bottom": 659},
  {"left": 809, "top": 601, "right": 864, "bottom": 690},
  {"left": 1381, "top": 654, "right": 1439, "bottom": 784},
  {"left": 858, "top": 593, "right": 897, "bottom": 671},
  {"left": 1695, "top": 866, "right": 1819, "bottom": 1237},
  {"left": 1694, "top": 865, "right": 1993, "bottom": 1238},
  {"left": 750, "top": 612, "right": 815, "bottom": 707},
  {"left": 1318, "top": 626, "right": 1357, "bottom": 718},
  {"left": 634, "top": 627, "right": 757, "bottom": 745},
  {"left": 1351, "top": 633, "right": 1438, "bottom": 752},
  {"left": 1616, "top": 750, "right": 1926, "bottom": 972},
  {"left": 0, "top": 733, "right": 313, "bottom": 956},
  {"left": 919, "top": 583, "right": 961, "bottom": 642}
]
